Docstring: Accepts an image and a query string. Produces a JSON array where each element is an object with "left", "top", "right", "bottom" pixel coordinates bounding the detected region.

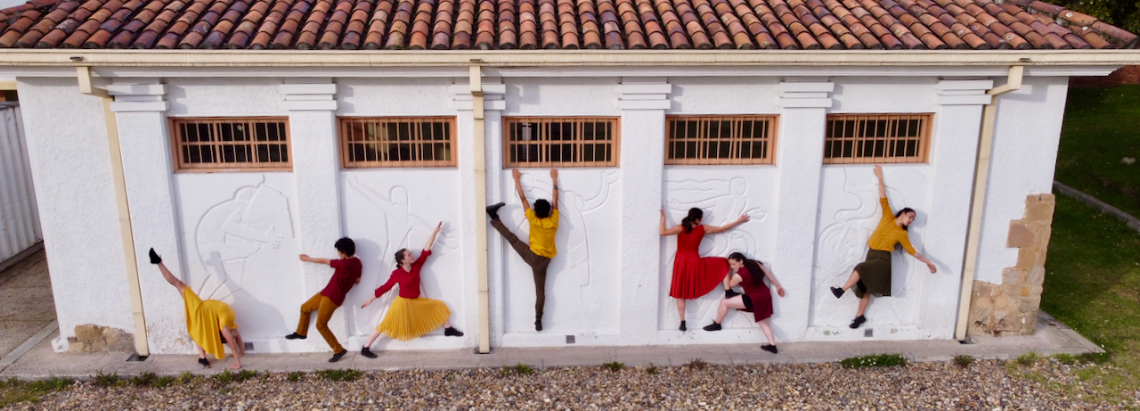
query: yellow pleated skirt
[{"left": 376, "top": 297, "right": 452, "bottom": 341}]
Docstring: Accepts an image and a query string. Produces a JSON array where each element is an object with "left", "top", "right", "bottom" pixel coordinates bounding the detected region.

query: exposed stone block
[
  {"left": 1007, "top": 221, "right": 1034, "bottom": 248},
  {"left": 68, "top": 324, "right": 135, "bottom": 354},
  {"left": 74, "top": 324, "right": 100, "bottom": 343}
]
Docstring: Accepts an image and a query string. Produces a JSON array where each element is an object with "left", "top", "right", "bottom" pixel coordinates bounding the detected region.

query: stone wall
[
  {"left": 968, "top": 193, "right": 1055, "bottom": 336},
  {"left": 68, "top": 324, "right": 135, "bottom": 353}
]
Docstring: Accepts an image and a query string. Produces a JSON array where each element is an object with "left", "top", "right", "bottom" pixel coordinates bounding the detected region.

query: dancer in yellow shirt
[
  {"left": 149, "top": 248, "right": 245, "bottom": 370},
  {"left": 829, "top": 166, "right": 937, "bottom": 329}
]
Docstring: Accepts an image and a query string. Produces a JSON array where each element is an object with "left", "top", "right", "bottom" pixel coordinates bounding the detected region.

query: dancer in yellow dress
[
  {"left": 359, "top": 222, "right": 463, "bottom": 358},
  {"left": 149, "top": 248, "right": 245, "bottom": 370}
]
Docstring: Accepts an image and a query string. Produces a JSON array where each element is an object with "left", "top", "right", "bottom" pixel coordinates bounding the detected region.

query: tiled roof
[{"left": 0, "top": 0, "right": 1134, "bottom": 50}]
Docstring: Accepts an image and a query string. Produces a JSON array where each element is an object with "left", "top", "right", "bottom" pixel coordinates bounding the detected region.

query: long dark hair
[
  {"left": 728, "top": 252, "right": 765, "bottom": 286},
  {"left": 895, "top": 207, "right": 916, "bottom": 231},
  {"left": 681, "top": 208, "right": 703, "bottom": 234},
  {"left": 394, "top": 248, "right": 408, "bottom": 264}
]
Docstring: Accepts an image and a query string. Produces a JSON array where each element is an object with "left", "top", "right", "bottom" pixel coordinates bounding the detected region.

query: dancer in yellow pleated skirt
[
  {"left": 149, "top": 248, "right": 245, "bottom": 370},
  {"left": 360, "top": 222, "right": 463, "bottom": 358}
]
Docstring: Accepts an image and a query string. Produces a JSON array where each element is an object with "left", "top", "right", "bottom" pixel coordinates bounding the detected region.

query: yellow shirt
[
  {"left": 183, "top": 288, "right": 237, "bottom": 360},
  {"left": 867, "top": 198, "right": 917, "bottom": 255},
  {"left": 525, "top": 209, "right": 559, "bottom": 258}
]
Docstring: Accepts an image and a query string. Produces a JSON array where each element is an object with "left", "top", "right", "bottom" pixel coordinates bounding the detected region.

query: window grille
[
  {"left": 339, "top": 117, "right": 457, "bottom": 168},
  {"left": 823, "top": 114, "right": 932, "bottom": 164},
  {"left": 171, "top": 117, "right": 291, "bottom": 172},
  {"left": 665, "top": 115, "right": 777, "bottom": 165},
  {"left": 503, "top": 117, "right": 620, "bottom": 168}
]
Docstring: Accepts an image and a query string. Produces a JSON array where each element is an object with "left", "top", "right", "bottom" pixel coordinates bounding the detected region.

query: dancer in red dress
[
  {"left": 660, "top": 207, "right": 749, "bottom": 331},
  {"left": 702, "top": 252, "right": 786, "bottom": 354}
]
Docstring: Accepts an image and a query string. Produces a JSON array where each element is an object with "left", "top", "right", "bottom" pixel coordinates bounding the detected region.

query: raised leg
[
  {"left": 841, "top": 269, "right": 861, "bottom": 291},
  {"left": 714, "top": 296, "right": 746, "bottom": 324},
  {"left": 156, "top": 262, "right": 187, "bottom": 296},
  {"left": 294, "top": 293, "right": 323, "bottom": 336}
]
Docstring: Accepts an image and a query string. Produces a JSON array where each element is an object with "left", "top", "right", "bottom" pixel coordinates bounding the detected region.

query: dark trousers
[{"left": 491, "top": 218, "right": 551, "bottom": 321}]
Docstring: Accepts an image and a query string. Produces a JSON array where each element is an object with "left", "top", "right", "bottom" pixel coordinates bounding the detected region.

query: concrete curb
[
  {"left": 0, "top": 242, "right": 43, "bottom": 275},
  {"left": 1054, "top": 181, "right": 1140, "bottom": 233},
  {"left": 0, "top": 319, "right": 58, "bottom": 371}
]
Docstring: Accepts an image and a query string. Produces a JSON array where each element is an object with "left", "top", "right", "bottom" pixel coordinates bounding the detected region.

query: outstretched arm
[
  {"left": 424, "top": 222, "right": 442, "bottom": 252},
  {"left": 660, "top": 209, "right": 682, "bottom": 236},
  {"left": 874, "top": 165, "right": 886, "bottom": 198},
  {"left": 550, "top": 169, "right": 559, "bottom": 211},
  {"left": 299, "top": 254, "right": 332, "bottom": 265},
  {"left": 913, "top": 253, "right": 937, "bottom": 274},
  {"left": 513, "top": 169, "right": 531, "bottom": 212},
  {"left": 705, "top": 214, "right": 751, "bottom": 234},
  {"left": 757, "top": 262, "right": 786, "bottom": 297}
]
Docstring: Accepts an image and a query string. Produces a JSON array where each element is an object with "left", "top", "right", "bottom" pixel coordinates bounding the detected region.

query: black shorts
[{"left": 741, "top": 294, "right": 754, "bottom": 311}]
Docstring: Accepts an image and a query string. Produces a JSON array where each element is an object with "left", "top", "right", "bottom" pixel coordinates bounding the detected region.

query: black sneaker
[
  {"left": 679, "top": 321, "right": 687, "bottom": 332},
  {"left": 830, "top": 287, "right": 844, "bottom": 299},
  {"left": 328, "top": 350, "right": 348, "bottom": 363},
  {"left": 849, "top": 315, "right": 867, "bottom": 329},
  {"left": 360, "top": 347, "right": 377, "bottom": 359},
  {"left": 148, "top": 248, "right": 162, "bottom": 265},
  {"left": 285, "top": 333, "right": 306, "bottom": 340},
  {"left": 486, "top": 202, "right": 506, "bottom": 219},
  {"left": 444, "top": 327, "right": 464, "bottom": 337},
  {"left": 761, "top": 344, "right": 778, "bottom": 354},
  {"left": 197, "top": 357, "right": 210, "bottom": 368},
  {"left": 702, "top": 322, "right": 722, "bottom": 332},
  {"left": 534, "top": 320, "right": 543, "bottom": 331}
]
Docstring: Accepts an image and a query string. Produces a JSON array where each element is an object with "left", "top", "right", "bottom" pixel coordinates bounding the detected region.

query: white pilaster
[
  {"left": 616, "top": 77, "right": 670, "bottom": 341},
  {"left": 280, "top": 79, "right": 345, "bottom": 351},
  {"left": 774, "top": 78, "right": 833, "bottom": 340},
  {"left": 108, "top": 78, "right": 186, "bottom": 354},
  {"left": 926, "top": 79, "right": 992, "bottom": 337},
  {"left": 452, "top": 77, "right": 506, "bottom": 346}
]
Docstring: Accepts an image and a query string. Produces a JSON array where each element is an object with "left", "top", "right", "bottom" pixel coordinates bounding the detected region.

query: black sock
[{"left": 148, "top": 248, "right": 162, "bottom": 265}]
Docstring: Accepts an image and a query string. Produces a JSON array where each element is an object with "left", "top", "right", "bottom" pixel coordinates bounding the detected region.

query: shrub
[
  {"left": 839, "top": 354, "right": 907, "bottom": 369},
  {"left": 602, "top": 361, "right": 625, "bottom": 371},
  {"left": 93, "top": 371, "right": 119, "bottom": 387},
  {"left": 953, "top": 355, "right": 974, "bottom": 368}
]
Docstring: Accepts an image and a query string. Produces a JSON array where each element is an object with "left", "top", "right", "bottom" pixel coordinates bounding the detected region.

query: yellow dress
[
  {"left": 183, "top": 288, "right": 237, "bottom": 359},
  {"left": 376, "top": 297, "right": 452, "bottom": 341}
]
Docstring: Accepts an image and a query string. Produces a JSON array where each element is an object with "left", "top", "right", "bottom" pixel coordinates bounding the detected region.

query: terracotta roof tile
[{"left": 0, "top": 0, "right": 1133, "bottom": 50}]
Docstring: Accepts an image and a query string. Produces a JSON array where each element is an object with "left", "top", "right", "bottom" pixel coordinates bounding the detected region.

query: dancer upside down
[
  {"left": 359, "top": 222, "right": 463, "bottom": 358},
  {"left": 830, "top": 165, "right": 937, "bottom": 329},
  {"left": 148, "top": 248, "right": 245, "bottom": 370},
  {"left": 660, "top": 207, "right": 749, "bottom": 331},
  {"left": 703, "top": 252, "right": 785, "bottom": 354}
]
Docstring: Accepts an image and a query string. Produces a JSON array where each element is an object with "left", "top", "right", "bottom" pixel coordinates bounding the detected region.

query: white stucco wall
[
  {"left": 11, "top": 71, "right": 1075, "bottom": 354},
  {"left": 16, "top": 78, "right": 135, "bottom": 338}
]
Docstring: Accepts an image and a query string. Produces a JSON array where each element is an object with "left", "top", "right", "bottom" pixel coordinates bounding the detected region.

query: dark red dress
[
  {"left": 669, "top": 225, "right": 730, "bottom": 299},
  {"left": 738, "top": 263, "right": 774, "bottom": 322}
]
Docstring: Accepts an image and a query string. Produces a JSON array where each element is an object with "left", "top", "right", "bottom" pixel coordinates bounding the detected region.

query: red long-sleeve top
[{"left": 374, "top": 250, "right": 431, "bottom": 299}]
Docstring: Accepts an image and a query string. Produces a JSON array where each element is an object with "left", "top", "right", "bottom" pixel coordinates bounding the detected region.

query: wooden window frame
[
  {"left": 823, "top": 113, "right": 933, "bottom": 164},
  {"left": 170, "top": 117, "right": 292, "bottom": 173},
  {"left": 338, "top": 116, "right": 458, "bottom": 169},
  {"left": 502, "top": 116, "right": 621, "bottom": 168},
  {"left": 664, "top": 115, "right": 779, "bottom": 165}
]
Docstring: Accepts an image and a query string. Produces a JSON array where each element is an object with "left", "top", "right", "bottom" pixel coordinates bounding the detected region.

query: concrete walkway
[
  {"left": 0, "top": 248, "right": 56, "bottom": 360},
  {"left": 0, "top": 310, "right": 1102, "bottom": 380}
]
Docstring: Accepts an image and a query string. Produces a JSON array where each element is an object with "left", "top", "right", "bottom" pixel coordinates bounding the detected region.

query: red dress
[
  {"left": 738, "top": 264, "right": 774, "bottom": 322},
  {"left": 669, "top": 225, "right": 730, "bottom": 299}
]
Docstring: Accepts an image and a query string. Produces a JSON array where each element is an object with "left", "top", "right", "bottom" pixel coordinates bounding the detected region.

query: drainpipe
[
  {"left": 76, "top": 66, "right": 149, "bottom": 356},
  {"left": 469, "top": 61, "right": 491, "bottom": 354},
  {"left": 954, "top": 65, "right": 1024, "bottom": 342}
]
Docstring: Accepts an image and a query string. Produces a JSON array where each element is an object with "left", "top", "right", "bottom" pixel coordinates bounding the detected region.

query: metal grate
[
  {"left": 503, "top": 117, "right": 620, "bottom": 168},
  {"left": 171, "top": 117, "right": 291, "bottom": 172},
  {"left": 665, "top": 115, "right": 777, "bottom": 165},
  {"left": 339, "top": 117, "right": 457, "bottom": 168},
  {"left": 823, "top": 114, "right": 932, "bottom": 164}
]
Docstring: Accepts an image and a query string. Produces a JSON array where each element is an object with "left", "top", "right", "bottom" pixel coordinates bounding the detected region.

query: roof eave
[{"left": 1, "top": 49, "right": 1139, "bottom": 68}]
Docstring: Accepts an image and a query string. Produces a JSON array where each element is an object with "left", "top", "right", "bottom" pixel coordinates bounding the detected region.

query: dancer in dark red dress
[
  {"left": 702, "top": 252, "right": 785, "bottom": 353},
  {"left": 660, "top": 207, "right": 749, "bottom": 331}
]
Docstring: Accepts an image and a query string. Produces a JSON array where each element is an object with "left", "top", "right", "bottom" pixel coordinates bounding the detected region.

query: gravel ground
[{"left": 4, "top": 359, "right": 1136, "bottom": 410}]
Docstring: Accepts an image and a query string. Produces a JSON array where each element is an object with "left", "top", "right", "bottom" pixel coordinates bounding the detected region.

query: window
[
  {"left": 824, "top": 114, "right": 932, "bottom": 164},
  {"left": 171, "top": 117, "right": 291, "bottom": 172},
  {"left": 339, "top": 117, "right": 456, "bottom": 168},
  {"left": 503, "top": 117, "right": 619, "bottom": 168},
  {"left": 665, "top": 115, "right": 777, "bottom": 165}
]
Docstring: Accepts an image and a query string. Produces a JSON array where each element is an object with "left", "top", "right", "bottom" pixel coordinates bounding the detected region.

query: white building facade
[{"left": 2, "top": 61, "right": 1118, "bottom": 355}]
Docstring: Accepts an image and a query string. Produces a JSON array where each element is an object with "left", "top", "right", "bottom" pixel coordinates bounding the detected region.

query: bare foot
[{"left": 228, "top": 362, "right": 241, "bottom": 370}]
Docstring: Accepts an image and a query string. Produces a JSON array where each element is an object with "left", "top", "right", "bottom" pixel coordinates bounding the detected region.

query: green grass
[
  {"left": 314, "top": 369, "right": 362, "bottom": 382},
  {"left": 92, "top": 371, "right": 119, "bottom": 387},
  {"left": 0, "top": 377, "right": 74, "bottom": 406},
  {"left": 1055, "top": 85, "right": 1140, "bottom": 217},
  {"left": 685, "top": 358, "right": 708, "bottom": 370},
  {"left": 501, "top": 363, "right": 533, "bottom": 376},
  {"left": 1041, "top": 193, "right": 1140, "bottom": 401},
  {"left": 602, "top": 361, "right": 625, "bottom": 371},
  {"left": 129, "top": 372, "right": 157, "bottom": 387},
  {"left": 1015, "top": 352, "right": 1040, "bottom": 366},
  {"left": 953, "top": 355, "right": 974, "bottom": 368},
  {"left": 838, "top": 354, "right": 907, "bottom": 369},
  {"left": 645, "top": 364, "right": 659, "bottom": 375},
  {"left": 286, "top": 371, "right": 304, "bottom": 382}
]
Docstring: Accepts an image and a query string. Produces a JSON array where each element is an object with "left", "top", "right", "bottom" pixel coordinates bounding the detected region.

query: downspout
[
  {"left": 469, "top": 62, "right": 491, "bottom": 354},
  {"left": 77, "top": 66, "right": 149, "bottom": 357},
  {"left": 954, "top": 65, "right": 1024, "bottom": 341}
]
